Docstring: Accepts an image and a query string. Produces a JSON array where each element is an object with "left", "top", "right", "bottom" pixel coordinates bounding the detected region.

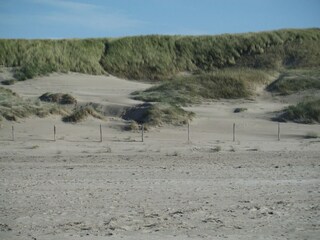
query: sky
[{"left": 0, "top": 0, "right": 319, "bottom": 39}]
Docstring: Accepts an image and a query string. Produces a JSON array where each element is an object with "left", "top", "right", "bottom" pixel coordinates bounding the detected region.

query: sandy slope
[
  {"left": 1, "top": 73, "right": 320, "bottom": 239},
  {"left": 6, "top": 72, "right": 152, "bottom": 106}
]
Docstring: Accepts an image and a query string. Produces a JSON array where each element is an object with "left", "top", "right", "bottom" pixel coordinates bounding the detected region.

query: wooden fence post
[
  {"left": 54, "top": 125, "right": 56, "bottom": 141},
  {"left": 188, "top": 121, "right": 190, "bottom": 143},
  {"left": 12, "top": 126, "right": 14, "bottom": 141},
  {"left": 233, "top": 123, "right": 236, "bottom": 142},
  {"left": 100, "top": 124, "right": 102, "bottom": 142},
  {"left": 141, "top": 124, "right": 144, "bottom": 142}
]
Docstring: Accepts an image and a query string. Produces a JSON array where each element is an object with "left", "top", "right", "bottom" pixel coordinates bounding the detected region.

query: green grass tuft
[
  {"left": 122, "top": 103, "right": 194, "bottom": 127},
  {"left": 1, "top": 79, "right": 17, "bottom": 85},
  {"left": 276, "top": 98, "right": 320, "bottom": 123},
  {"left": 234, "top": 107, "right": 248, "bottom": 113},
  {"left": 39, "top": 92, "right": 77, "bottom": 105},
  {"left": 267, "top": 69, "right": 320, "bottom": 95},
  {"left": 62, "top": 106, "right": 104, "bottom": 123}
]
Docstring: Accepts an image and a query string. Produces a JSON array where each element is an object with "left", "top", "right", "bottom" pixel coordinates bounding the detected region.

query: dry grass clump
[
  {"left": 0, "top": 88, "right": 104, "bottom": 124},
  {"left": 123, "top": 121, "right": 140, "bottom": 131},
  {"left": 304, "top": 132, "right": 318, "bottom": 139},
  {"left": 275, "top": 98, "right": 320, "bottom": 124},
  {"left": 211, "top": 146, "right": 222, "bottom": 152},
  {"left": 122, "top": 103, "right": 194, "bottom": 128},
  {"left": 39, "top": 92, "right": 77, "bottom": 105},
  {"left": 62, "top": 106, "right": 104, "bottom": 123},
  {"left": 1, "top": 79, "right": 17, "bottom": 85},
  {"left": 0, "top": 87, "right": 69, "bottom": 122},
  {"left": 234, "top": 107, "right": 248, "bottom": 113}
]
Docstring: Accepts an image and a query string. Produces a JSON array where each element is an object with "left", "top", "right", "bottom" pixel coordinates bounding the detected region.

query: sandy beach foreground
[
  {"left": 1, "top": 143, "right": 319, "bottom": 240},
  {"left": 1, "top": 73, "right": 320, "bottom": 239}
]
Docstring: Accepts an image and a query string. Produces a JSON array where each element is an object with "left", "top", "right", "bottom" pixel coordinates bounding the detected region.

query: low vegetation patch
[
  {"left": 211, "top": 146, "right": 222, "bottom": 152},
  {"left": 123, "top": 121, "right": 140, "bottom": 131},
  {"left": 39, "top": 92, "right": 77, "bottom": 105},
  {"left": 275, "top": 98, "right": 320, "bottom": 123},
  {"left": 0, "top": 88, "right": 103, "bottom": 123},
  {"left": 1, "top": 79, "right": 17, "bottom": 85},
  {"left": 304, "top": 132, "right": 319, "bottom": 139},
  {"left": 267, "top": 69, "right": 320, "bottom": 95},
  {"left": 130, "top": 69, "right": 268, "bottom": 127},
  {"left": 132, "top": 69, "right": 269, "bottom": 106},
  {"left": 62, "top": 106, "right": 104, "bottom": 123},
  {"left": 122, "top": 103, "right": 194, "bottom": 127},
  {"left": 234, "top": 107, "right": 248, "bottom": 113},
  {"left": 0, "top": 87, "right": 68, "bottom": 122}
]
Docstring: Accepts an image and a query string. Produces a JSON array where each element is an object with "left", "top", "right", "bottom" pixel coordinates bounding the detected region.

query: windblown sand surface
[{"left": 1, "top": 73, "right": 320, "bottom": 239}]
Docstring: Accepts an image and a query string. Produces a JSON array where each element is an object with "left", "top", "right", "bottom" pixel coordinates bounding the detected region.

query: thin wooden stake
[
  {"left": 278, "top": 122, "right": 280, "bottom": 141},
  {"left": 187, "top": 121, "right": 190, "bottom": 143},
  {"left": 54, "top": 125, "right": 56, "bottom": 141},
  {"left": 99, "top": 124, "right": 103, "bottom": 142},
  {"left": 12, "top": 125, "right": 14, "bottom": 141},
  {"left": 233, "top": 123, "right": 236, "bottom": 142},
  {"left": 141, "top": 124, "right": 144, "bottom": 142}
]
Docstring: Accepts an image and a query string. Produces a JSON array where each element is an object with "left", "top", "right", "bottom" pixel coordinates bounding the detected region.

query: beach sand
[{"left": 1, "top": 72, "right": 319, "bottom": 239}]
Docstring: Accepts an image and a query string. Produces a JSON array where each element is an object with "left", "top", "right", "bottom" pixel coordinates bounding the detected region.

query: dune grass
[
  {"left": 62, "top": 106, "right": 104, "bottom": 123},
  {"left": 101, "top": 29, "right": 320, "bottom": 80},
  {"left": 267, "top": 69, "right": 320, "bottom": 95},
  {"left": 1, "top": 29, "right": 320, "bottom": 126},
  {"left": 128, "top": 69, "right": 269, "bottom": 126},
  {"left": 276, "top": 98, "right": 320, "bottom": 123},
  {"left": 0, "top": 87, "right": 68, "bottom": 122},
  {"left": 122, "top": 103, "right": 194, "bottom": 128},
  {"left": 0, "top": 39, "right": 106, "bottom": 80},
  {"left": 1, "top": 79, "right": 17, "bottom": 85},
  {"left": 1, "top": 29, "right": 320, "bottom": 81},
  {"left": 142, "top": 103, "right": 194, "bottom": 126},
  {"left": 39, "top": 92, "right": 77, "bottom": 105},
  {"left": 0, "top": 87, "right": 104, "bottom": 123},
  {"left": 132, "top": 69, "right": 270, "bottom": 106}
]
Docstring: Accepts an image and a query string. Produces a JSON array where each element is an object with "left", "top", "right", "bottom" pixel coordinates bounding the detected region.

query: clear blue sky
[{"left": 0, "top": 0, "right": 319, "bottom": 39}]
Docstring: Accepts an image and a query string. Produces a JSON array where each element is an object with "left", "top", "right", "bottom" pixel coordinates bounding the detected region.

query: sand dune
[{"left": 1, "top": 73, "right": 320, "bottom": 239}]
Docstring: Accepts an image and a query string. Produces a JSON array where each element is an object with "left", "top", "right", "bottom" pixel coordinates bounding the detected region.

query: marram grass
[{"left": 1, "top": 29, "right": 319, "bottom": 81}]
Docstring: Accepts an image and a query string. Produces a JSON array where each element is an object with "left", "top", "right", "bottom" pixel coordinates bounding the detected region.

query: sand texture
[{"left": 1, "top": 73, "right": 320, "bottom": 239}]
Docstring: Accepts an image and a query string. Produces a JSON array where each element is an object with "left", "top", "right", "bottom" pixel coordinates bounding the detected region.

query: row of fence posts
[{"left": 9, "top": 122, "right": 281, "bottom": 142}]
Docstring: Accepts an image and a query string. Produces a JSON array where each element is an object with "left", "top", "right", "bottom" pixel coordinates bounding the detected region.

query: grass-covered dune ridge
[
  {"left": 132, "top": 69, "right": 270, "bottom": 105},
  {"left": 102, "top": 29, "right": 320, "bottom": 80},
  {"left": 1, "top": 29, "right": 320, "bottom": 81},
  {"left": 0, "top": 39, "right": 106, "bottom": 80}
]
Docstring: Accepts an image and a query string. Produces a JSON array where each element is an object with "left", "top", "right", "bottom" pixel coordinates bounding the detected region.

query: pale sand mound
[
  {"left": 6, "top": 72, "right": 152, "bottom": 106},
  {"left": 1, "top": 72, "right": 320, "bottom": 239}
]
